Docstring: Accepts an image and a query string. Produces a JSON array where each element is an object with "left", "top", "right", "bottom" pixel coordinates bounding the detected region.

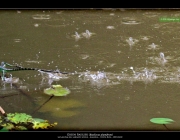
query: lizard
[{"left": 0, "top": 61, "right": 68, "bottom": 81}]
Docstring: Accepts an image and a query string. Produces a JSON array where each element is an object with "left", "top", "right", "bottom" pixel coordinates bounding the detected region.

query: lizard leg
[
  {"left": 1, "top": 70, "right": 5, "bottom": 81},
  {"left": 4, "top": 62, "right": 18, "bottom": 67}
]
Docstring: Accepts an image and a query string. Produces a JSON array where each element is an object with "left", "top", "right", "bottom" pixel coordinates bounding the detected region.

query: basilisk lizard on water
[{"left": 0, "top": 61, "right": 68, "bottom": 81}]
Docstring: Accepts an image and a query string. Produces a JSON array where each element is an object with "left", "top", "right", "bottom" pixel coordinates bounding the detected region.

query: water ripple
[
  {"left": 143, "top": 11, "right": 160, "bottom": 18},
  {"left": 121, "top": 17, "right": 142, "bottom": 25},
  {"left": 32, "top": 14, "right": 51, "bottom": 20}
]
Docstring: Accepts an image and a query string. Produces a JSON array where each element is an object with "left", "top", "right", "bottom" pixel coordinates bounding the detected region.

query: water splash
[
  {"left": 1, "top": 74, "right": 20, "bottom": 88},
  {"left": 72, "top": 31, "right": 82, "bottom": 41},
  {"left": 134, "top": 68, "right": 157, "bottom": 82},
  {"left": 140, "top": 36, "right": 151, "bottom": 41},
  {"left": 14, "top": 39, "right": 22, "bottom": 43},
  {"left": 78, "top": 71, "right": 120, "bottom": 89},
  {"left": 159, "top": 52, "right": 167, "bottom": 63},
  {"left": 34, "top": 23, "right": 40, "bottom": 27},
  {"left": 147, "top": 43, "right": 160, "bottom": 51},
  {"left": 106, "top": 26, "right": 115, "bottom": 29},
  {"left": 147, "top": 52, "right": 170, "bottom": 67},
  {"left": 81, "top": 30, "right": 95, "bottom": 39},
  {"left": 126, "top": 37, "right": 139, "bottom": 49},
  {"left": 39, "top": 70, "right": 69, "bottom": 85},
  {"left": 143, "top": 12, "right": 160, "bottom": 18}
]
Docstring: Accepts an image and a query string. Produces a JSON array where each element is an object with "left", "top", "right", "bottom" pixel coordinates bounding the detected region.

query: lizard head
[{"left": 1, "top": 62, "right": 5, "bottom": 67}]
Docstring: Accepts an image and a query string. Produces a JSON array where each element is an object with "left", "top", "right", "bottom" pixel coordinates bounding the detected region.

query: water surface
[{"left": 1, "top": 9, "right": 180, "bottom": 130}]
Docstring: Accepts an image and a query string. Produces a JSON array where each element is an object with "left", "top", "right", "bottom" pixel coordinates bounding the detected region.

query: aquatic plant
[
  {"left": 0, "top": 106, "right": 57, "bottom": 131},
  {"left": 31, "top": 85, "right": 71, "bottom": 114},
  {"left": 150, "top": 118, "right": 174, "bottom": 130},
  {"left": 150, "top": 117, "right": 174, "bottom": 124},
  {"left": 44, "top": 85, "right": 70, "bottom": 96}
]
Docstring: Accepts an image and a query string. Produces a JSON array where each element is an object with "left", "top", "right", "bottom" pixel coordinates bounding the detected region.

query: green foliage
[
  {"left": 0, "top": 112, "right": 57, "bottom": 131},
  {"left": 150, "top": 118, "right": 175, "bottom": 124},
  {"left": 0, "top": 123, "right": 14, "bottom": 131},
  {"left": 44, "top": 85, "right": 70, "bottom": 96},
  {"left": 32, "top": 118, "right": 57, "bottom": 129},
  {"left": 7, "top": 113, "right": 33, "bottom": 124},
  {"left": 0, "top": 127, "right": 9, "bottom": 132}
]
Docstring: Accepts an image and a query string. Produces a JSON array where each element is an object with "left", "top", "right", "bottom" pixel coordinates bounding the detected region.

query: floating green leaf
[
  {"left": 7, "top": 113, "right": 33, "bottom": 124},
  {"left": 44, "top": 85, "right": 70, "bottom": 96},
  {"left": 150, "top": 118, "right": 175, "bottom": 124}
]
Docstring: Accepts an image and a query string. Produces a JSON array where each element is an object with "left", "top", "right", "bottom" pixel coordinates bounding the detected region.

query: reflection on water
[
  {"left": 1, "top": 9, "right": 180, "bottom": 130},
  {"left": 38, "top": 98, "right": 85, "bottom": 118}
]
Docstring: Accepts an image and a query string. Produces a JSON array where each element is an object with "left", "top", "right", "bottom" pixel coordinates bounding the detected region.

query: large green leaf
[
  {"left": 7, "top": 113, "right": 33, "bottom": 124},
  {"left": 44, "top": 85, "right": 70, "bottom": 96},
  {"left": 150, "top": 118, "right": 175, "bottom": 124}
]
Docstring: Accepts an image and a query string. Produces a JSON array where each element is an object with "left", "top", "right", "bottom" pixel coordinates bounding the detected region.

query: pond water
[{"left": 1, "top": 9, "right": 180, "bottom": 130}]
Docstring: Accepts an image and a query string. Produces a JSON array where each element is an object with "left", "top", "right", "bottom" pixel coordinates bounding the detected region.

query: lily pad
[
  {"left": 44, "top": 85, "right": 70, "bottom": 96},
  {"left": 150, "top": 118, "right": 175, "bottom": 124}
]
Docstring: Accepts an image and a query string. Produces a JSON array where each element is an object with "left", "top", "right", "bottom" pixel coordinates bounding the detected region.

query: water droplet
[
  {"left": 109, "top": 13, "right": 115, "bottom": 16},
  {"left": 106, "top": 26, "right": 115, "bottom": 29},
  {"left": 32, "top": 14, "right": 51, "bottom": 20},
  {"left": 17, "top": 11, "right": 21, "bottom": 14},
  {"left": 14, "top": 39, "right": 22, "bottom": 43},
  {"left": 124, "top": 96, "right": 130, "bottom": 100},
  {"left": 34, "top": 23, "right": 39, "bottom": 27}
]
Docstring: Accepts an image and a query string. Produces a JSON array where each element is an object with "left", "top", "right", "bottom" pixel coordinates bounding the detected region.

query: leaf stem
[
  {"left": 163, "top": 124, "right": 169, "bottom": 130},
  {"left": 31, "top": 95, "right": 54, "bottom": 115}
]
